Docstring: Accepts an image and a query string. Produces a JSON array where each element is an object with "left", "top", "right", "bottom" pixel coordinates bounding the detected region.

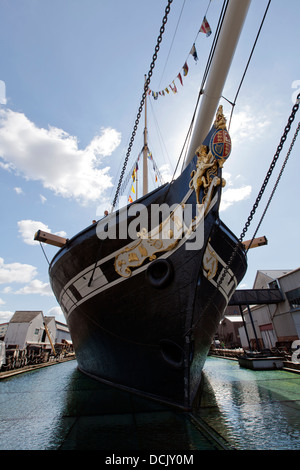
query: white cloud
[
  {"left": 47, "top": 306, "right": 64, "bottom": 319},
  {"left": 18, "top": 219, "right": 67, "bottom": 246},
  {"left": 0, "top": 80, "right": 6, "bottom": 105},
  {"left": 0, "top": 255, "right": 53, "bottom": 298},
  {"left": 220, "top": 185, "right": 252, "bottom": 211},
  {"left": 14, "top": 187, "right": 24, "bottom": 195},
  {"left": 0, "top": 311, "right": 13, "bottom": 322},
  {"left": 159, "top": 163, "right": 173, "bottom": 183},
  {"left": 2, "top": 287, "right": 12, "bottom": 294},
  {"left": 229, "top": 105, "right": 271, "bottom": 142},
  {"left": 14, "top": 279, "right": 52, "bottom": 296},
  {"left": 1, "top": 286, "right": 12, "bottom": 294},
  {"left": 0, "top": 109, "right": 121, "bottom": 205},
  {"left": 0, "top": 257, "right": 37, "bottom": 285}
]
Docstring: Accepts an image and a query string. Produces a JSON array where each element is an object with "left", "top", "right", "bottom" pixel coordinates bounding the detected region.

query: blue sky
[{"left": 0, "top": 0, "right": 299, "bottom": 323}]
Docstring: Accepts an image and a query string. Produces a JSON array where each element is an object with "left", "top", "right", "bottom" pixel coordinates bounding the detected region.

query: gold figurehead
[{"left": 189, "top": 106, "right": 230, "bottom": 205}]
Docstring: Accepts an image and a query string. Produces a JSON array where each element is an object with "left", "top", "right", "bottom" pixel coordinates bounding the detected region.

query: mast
[
  {"left": 143, "top": 75, "right": 148, "bottom": 196},
  {"left": 184, "top": 0, "right": 251, "bottom": 168}
]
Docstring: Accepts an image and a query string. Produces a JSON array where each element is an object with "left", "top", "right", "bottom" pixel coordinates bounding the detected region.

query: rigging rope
[
  {"left": 245, "top": 120, "right": 300, "bottom": 253},
  {"left": 239, "top": 93, "right": 300, "bottom": 245},
  {"left": 227, "top": 0, "right": 272, "bottom": 130},
  {"left": 158, "top": 0, "right": 187, "bottom": 89},
  {"left": 185, "top": 93, "right": 300, "bottom": 337},
  {"left": 179, "top": 0, "right": 229, "bottom": 173},
  {"left": 39, "top": 242, "right": 50, "bottom": 265},
  {"left": 213, "top": 94, "right": 300, "bottom": 303},
  {"left": 111, "top": 0, "right": 174, "bottom": 211}
]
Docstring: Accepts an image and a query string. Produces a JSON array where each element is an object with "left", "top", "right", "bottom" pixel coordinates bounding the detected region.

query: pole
[
  {"left": 247, "top": 304, "right": 261, "bottom": 351},
  {"left": 143, "top": 75, "right": 148, "bottom": 196},
  {"left": 136, "top": 164, "right": 138, "bottom": 200},
  {"left": 239, "top": 305, "right": 251, "bottom": 350},
  {"left": 184, "top": 0, "right": 251, "bottom": 168}
]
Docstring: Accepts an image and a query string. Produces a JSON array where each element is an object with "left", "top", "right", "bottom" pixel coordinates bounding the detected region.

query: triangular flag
[
  {"left": 190, "top": 43, "right": 198, "bottom": 62},
  {"left": 170, "top": 81, "right": 177, "bottom": 94},
  {"left": 177, "top": 73, "right": 183, "bottom": 86},
  {"left": 165, "top": 87, "right": 169, "bottom": 94},
  {"left": 183, "top": 61, "right": 189, "bottom": 76},
  {"left": 200, "top": 16, "right": 212, "bottom": 37},
  {"left": 128, "top": 195, "right": 133, "bottom": 203},
  {"left": 131, "top": 185, "right": 135, "bottom": 194}
]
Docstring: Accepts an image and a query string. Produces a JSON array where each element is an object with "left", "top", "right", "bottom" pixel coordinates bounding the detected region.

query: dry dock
[
  {"left": 1, "top": 356, "right": 300, "bottom": 450},
  {"left": 0, "top": 354, "right": 76, "bottom": 380}
]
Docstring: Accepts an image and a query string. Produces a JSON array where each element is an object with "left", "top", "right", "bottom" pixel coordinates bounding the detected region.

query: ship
[{"left": 35, "top": 0, "right": 251, "bottom": 409}]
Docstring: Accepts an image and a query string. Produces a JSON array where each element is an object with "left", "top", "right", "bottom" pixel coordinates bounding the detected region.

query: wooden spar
[
  {"left": 41, "top": 311, "right": 56, "bottom": 356},
  {"left": 143, "top": 75, "right": 148, "bottom": 196},
  {"left": 43, "top": 321, "right": 56, "bottom": 355},
  {"left": 184, "top": 0, "right": 251, "bottom": 168},
  {"left": 242, "top": 236, "right": 268, "bottom": 250},
  {"left": 34, "top": 230, "right": 67, "bottom": 248}
]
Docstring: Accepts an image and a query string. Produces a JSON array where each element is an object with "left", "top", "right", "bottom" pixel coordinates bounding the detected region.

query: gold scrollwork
[
  {"left": 114, "top": 206, "right": 184, "bottom": 278},
  {"left": 203, "top": 243, "right": 218, "bottom": 280}
]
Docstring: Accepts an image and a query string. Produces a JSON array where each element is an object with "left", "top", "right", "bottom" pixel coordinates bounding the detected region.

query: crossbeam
[
  {"left": 242, "top": 236, "right": 267, "bottom": 250},
  {"left": 34, "top": 230, "right": 67, "bottom": 248}
]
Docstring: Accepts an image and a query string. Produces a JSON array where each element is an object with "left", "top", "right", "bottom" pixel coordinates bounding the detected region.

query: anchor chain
[
  {"left": 217, "top": 92, "right": 300, "bottom": 294},
  {"left": 186, "top": 93, "right": 300, "bottom": 336},
  {"left": 245, "top": 119, "right": 300, "bottom": 252},
  {"left": 239, "top": 93, "right": 300, "bottom": 244},
  {"left": 111, "top": 0, "right": 173, "bottom": 210}
]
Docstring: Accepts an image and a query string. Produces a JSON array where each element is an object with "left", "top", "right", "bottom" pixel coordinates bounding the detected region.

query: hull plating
[{"left": 49, "top": 155, "right": 247, "bottom": 408}]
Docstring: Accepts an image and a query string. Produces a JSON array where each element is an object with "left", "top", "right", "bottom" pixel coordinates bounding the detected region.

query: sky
[{"left": 0, "top": 0, "right": 299, "bottom": 324}]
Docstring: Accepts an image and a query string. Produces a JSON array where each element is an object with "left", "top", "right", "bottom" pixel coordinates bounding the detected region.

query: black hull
[{"left": 49, "top": 154, "right": 247, "bottom": 409}]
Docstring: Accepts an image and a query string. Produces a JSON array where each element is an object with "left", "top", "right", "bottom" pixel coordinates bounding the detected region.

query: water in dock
[{"left": 0, "top": 357, "right": 300, "bottom": 450}]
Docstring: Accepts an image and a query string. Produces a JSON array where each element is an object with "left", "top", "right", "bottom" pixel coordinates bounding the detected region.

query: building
[
  {"left": 214, "top": 305, "right": 243, "bottom": 347},
  {"left": 218, "top": 315, "right": 244, "bottom": 348},
  {"left": 0, "top": 322, "right": 9, "bottom": 340},
  {"left": 4, "top": 311, "right": 71, "bottom": 351},
  {"left": 44, "top": 316, "right": 72, "bottom": 345},
  {"left": 238, "top": 268, "right": 300, "bottom": 351}
]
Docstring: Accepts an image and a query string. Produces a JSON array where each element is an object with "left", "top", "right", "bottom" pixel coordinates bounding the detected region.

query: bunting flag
[
  {"left": 190, "top": 43, "right": 198, "bottom": 62},
  {"left": 126, "top": 149, "right": 164, "bottom": 205},
  {"left": 170, "top": 81, "right": 178, "bottom": 94},
  {"left": 200, "top": 16, "right": 212, "bottom": 37},
  {"left": 146, "top": 15, "right": 212, "bottom": 100},
  {"left": 183, "top": 61, "right": 189, "bottom": 76}
]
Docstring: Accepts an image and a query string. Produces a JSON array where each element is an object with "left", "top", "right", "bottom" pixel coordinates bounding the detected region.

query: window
[
  {"left": 34, "top": 328, "right": 39, "bottom": 335},
  {"left": 286, "top": 288, "right": 300, "bottom": 310}
]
